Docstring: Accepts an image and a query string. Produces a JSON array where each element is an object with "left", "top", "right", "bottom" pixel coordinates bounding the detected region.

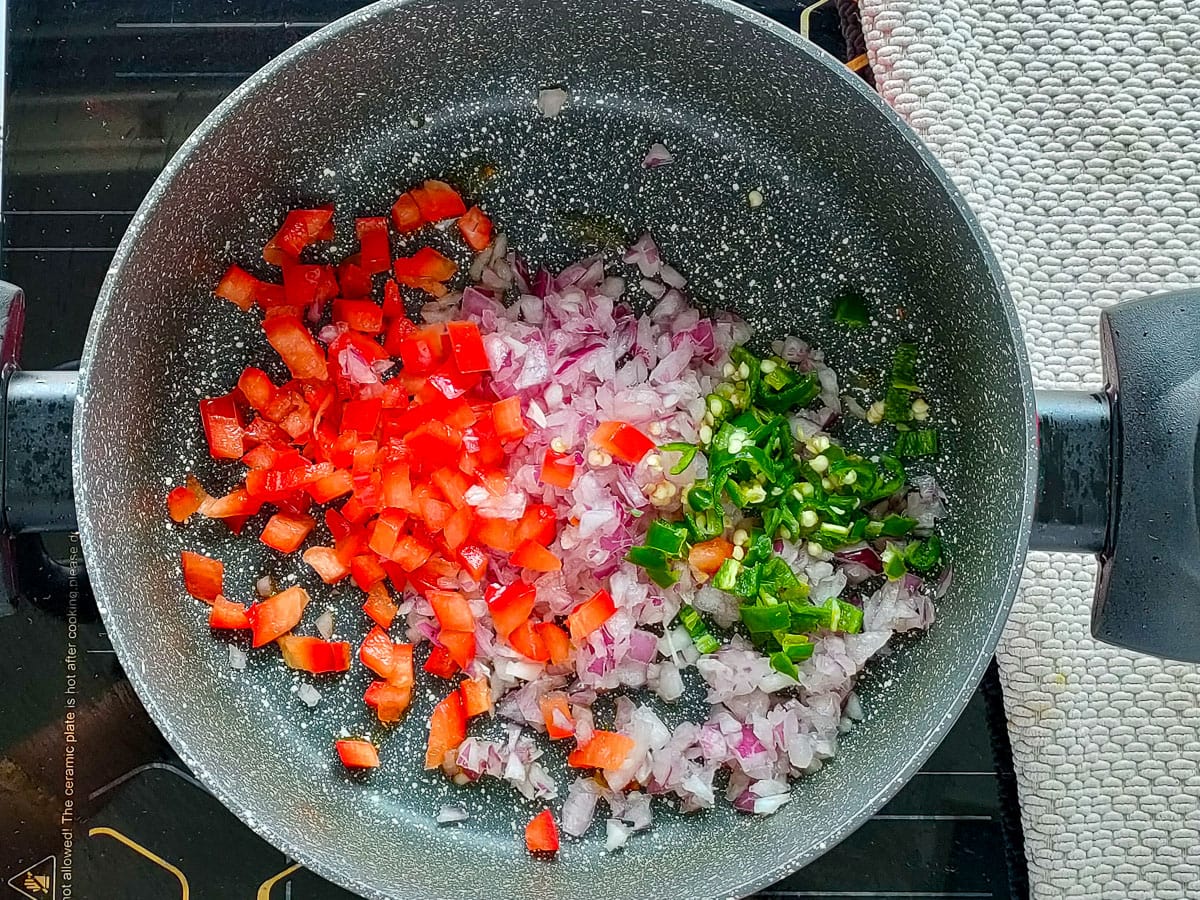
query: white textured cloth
[{"left": 859, "top": 2, "right": 1200, "bottom": 897}]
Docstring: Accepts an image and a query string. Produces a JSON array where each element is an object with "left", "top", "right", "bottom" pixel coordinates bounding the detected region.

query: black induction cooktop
[{"left": 0, "top": 2, "right": 1026, "bottom": 898}]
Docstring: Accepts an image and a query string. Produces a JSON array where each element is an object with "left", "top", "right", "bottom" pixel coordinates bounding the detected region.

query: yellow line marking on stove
[
  {"left": 87, "top": 828, "right": 189, "bottom": 899},
  {"left": 257, "top": 863, "right": 302, "bottom": 899}
]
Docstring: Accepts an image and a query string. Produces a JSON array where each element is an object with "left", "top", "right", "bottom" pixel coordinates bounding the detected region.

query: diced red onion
[
  {"left": 642, "top": 142, "right": 674, "bottom": 168},
  {"left": 297, "top": 683, "right": 321, "bottom": 707},
  {"left": 315, "top": 610, "right": 334, "bottom": 640},
  {"left": 537, "top": 87, "right": 568, "bottom": 118},
  {"left": 437, "top": 805, "right": 469, "bottom": 824},
  {"left": 228, "top": 644, "right": 247, "bottom": 670}
]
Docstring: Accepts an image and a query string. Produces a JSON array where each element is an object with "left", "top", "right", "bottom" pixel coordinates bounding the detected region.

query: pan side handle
[
  {"left": 0, "top": 280, "right": 83, "bottom": 615},
  {"left": 1035, "top": 290, "right": 1200, "bottom": 662}
]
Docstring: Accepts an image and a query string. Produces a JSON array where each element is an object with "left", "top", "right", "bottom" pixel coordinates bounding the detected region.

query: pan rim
[{"left": 74, "top": 0, "right": 1039, "bottom": 897}]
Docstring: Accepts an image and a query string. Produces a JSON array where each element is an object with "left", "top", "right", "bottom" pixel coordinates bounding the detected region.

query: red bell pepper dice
[
  {"left": 391, "top": 192, "right": 423, "bottom": 233},
  {"left": 362, "top": 581, "right": 398, "bottom": 626},
  {"left": 263, "top": 315, "right": 329, "bottom": 381},
  {"left": 337, "top": 257, "right": 374, "bottom": 298},
  {"left": 264, "top": 207, "right": 334, "bottom": 265},
  {"left": 308, "top": 469, "right": 354, "bottom": 504},
  {"left": 303, "top": 546, "right": 351, "bottom": 584},
  {"left": 351, "top": 553, "right": 388, "bottom": 591},
  {"left": 335, "top": 738, "right": 380, "bottom": 770},
  {"left": 166, "top": 482, "right": 203, "bottom": 522},
  {"left": 510, "top": 540, "right": 562, "bottom": 572},
  {"left": 332, "top": 299, "right": 385, "bottom": 334},
  {"left": 457, "top": 206, "right": 493, "bottom": 252},
  {"left": 567, "top": 588, "right": 617, "bottom": 644},
  {"left": 456, "top": 542, "right": 489, "bottom": 582},
  {"left": 508, "top": 619, "right": 549, "bottom": 662},
  {"left": 259, "top": 511, "right": 316, "bottom": 554},
  {"left": 246, "top": 586, "right": 311, "bottom": 648},
  {"left": 208, "top": 596, "right": 251, "bottom": 630},
  {"left": 354, "top": 216, "right": 391, "bottom": 275},
  {"left": 537, "top": 622, "right": 572, "bottom": 666},
  {"left": 277, "top": 635, "right": 352, "bottom": 674},
  {"left": 364, "top": 680, "right": 412, "bottom": 723},
  {"left": 524, "top": 810, "right": 560, "bottom": 855},
  {"left": 424, "top": 689, "right": 467, "bottom": 770},
  {"left": 215, "top": 264, "right": 265, "bottom": 311},
  {"left": 423, "top": 644, "right": 459, "bottom": 679},
  {"left": 359, "top": 625, "right": 398, "bottom": 679},
  {"left": 539, "top": 692, "right": 575, "bottom": 739},
  {"left": 396, "top": 327, "right": 448, "bottom": 374},
  {"left": 438, "top": 629, "right": 476, "bottom": 669},
  {"left": 446, "top": 321, "right": 491, "bottom": 373},
  {"left": 591, "top": 420, "right": 655, "bottom": 464},
  {"left": 491, "top": 396, "right": 527, "bottom": 442},
  {"left": 428, "top": 589, "right": 474, "bottom": 632},
  {"left": 237, "top": 367, "right": 277, "bottom": 412},
  {"left": 567, "top": 730, "right": 635, "bottom": 770},
  {"left": 410, "top": 180, "right": 467, "bottom": 222},
  {"left": 516, "top": 504, "right": 557, "bottom": 547},
  {"left": 539, "top": 449, "right": 576, "bottom": 488},
  {"left": 459, "top": 676, "right": 492, "bottom": 717},
  {"left": 181, "top": 551, "right": 223, "bottom": 603},
  {"left": 199, "top": 394, "right": 244, "bottom": 460},
  {"left": 485, "top": 581, "right": 536, "bottom": 640}
]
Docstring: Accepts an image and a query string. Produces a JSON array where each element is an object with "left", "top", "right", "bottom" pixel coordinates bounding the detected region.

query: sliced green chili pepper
[
  {"left": 659, "top": 441, "right": 699, "bottom": 475},
  {"left": 644, "top": 519, "right": 689, "bottom": 557},
  {"left": 832, "top": 290, "right": 869, "bottom": 328},
  {"left": 895, "top": 428, "right": 938, "bottom": 457},
  {"left": 678, "top": 604, "right": 720, "bottom": 654},
  {"left": 740, "top": 603, "right": 792, "bottom": 633},
  {"left": 769, "top": 650, "right": 800, "bottom": 680}
]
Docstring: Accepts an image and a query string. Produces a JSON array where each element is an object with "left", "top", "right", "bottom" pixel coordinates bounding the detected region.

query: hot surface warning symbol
[{"left": 6, "top": 856, "right": 55, "bottom": 900}]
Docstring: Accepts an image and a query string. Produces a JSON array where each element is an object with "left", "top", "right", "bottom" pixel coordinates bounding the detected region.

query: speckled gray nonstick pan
[{"left": 0, "top": 0, "right": 1190, "bottom": 897}]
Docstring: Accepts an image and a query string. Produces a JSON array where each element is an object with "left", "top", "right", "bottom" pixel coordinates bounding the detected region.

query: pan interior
[{"left": 75, "top": 1, "right": 1035, "bottom": 897}]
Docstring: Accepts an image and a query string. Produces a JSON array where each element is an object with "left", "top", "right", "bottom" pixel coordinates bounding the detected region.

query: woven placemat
[{"left": 857, "top": 1, "right": 1200, "bottom": 897}]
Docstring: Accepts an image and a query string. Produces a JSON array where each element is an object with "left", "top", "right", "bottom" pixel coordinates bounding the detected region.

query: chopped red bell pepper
[
  {"left": 410, "top": 180, "right": 467, "bottom": 222},
  {"left": 199, "top": 394, "right": 244, "bottom": 460},
  {"left": 524, "top": 810, "right": 560, "bottom": 855},
  {"left": 393, "top": 247, "right": 457, "bottom": 296},
  {"left": 390, "top": 192, "right": 423, "bottom": 233},
  {"left": 485, "top": 581, "right": 536, "bottom": 639},
  {"left": 688, "top": 537, "right": 735, "bottom": 575},
  {"left": 537, "top": 622, "right": 572, "bottom": 666},
  {"left": 181, "top": 551, "right": 223, "bottom": 603},
  {"left": 424, "top": 689, "right": 467, "bottom": 769},
  {"left": 208, "top": 596, "right": 250, "bottom": 630},
  {"left": 246, "top": 586, "right": 311, "bottom": 648},
  {"left": 277, "top": 634, "right": 352, "bottom": 674},
  {"left": 359, "top": 625, "right": 398, "bottom": 679},
  {"left": 457, "top": 206, "right": 493, "bottom": 252},
  {"left": 515, "top": 504, "right": 557, "bottom": 548},
  {"left": 395, "top": 326, "right": 448, "bottom": 374},
  {"left": 259, "top": 511, "right": 315, "bottom": 554},
  {"left": 302, "top": 546, "right": 350, "bottom": 584},
  {"left": 567, "top": 588, "right": 617, "bottom": 644},
  {"left": 364, "top": 680, "right": 412, "bottom": 723},
  {"left": 459, "top": 676, "right": 492, "bottom": 717},
  {"left": 591, "top": 420, "right": 655, "bottom": 464},
  {"left": 491, "top": 396, "right": 527, "bottom": 442},
  {"left": 428, "top": 589, "right": 474, "bottom": 633},
  {"left": 456, "top": 542, "right": 489, "bottom": 582},
  {"left": 283, "top": 263, "right": 338, "bottom": 310},
  {"left": 362, "top": 581, "right": 398, "bottom": 627},
  {"left": 423, "top": 644, "right": 459, "bottom": 679},
  {"left": 264, "top": 207, "right": 334, "bottom": 265},
  {"left": 539, "top": 692, "right": 575, "bottom": 739},
  {"left": 567, "top": 730, "right": 635, "bottom": 770},
  {"left": 166, "top": 481, "right": 203, "bottom": 523},
  {"left": 510, "top": 540, "right": 562, "bottom": 572},
  {"left": 509, "top": 619, "right": 550, "bottom": 662},
  {"left": 355, "top": 216, "right": 391, "bottom": 275},
  {"left": 335, "top": 738, "right": 380, "bottom": 770},
  {"left": 350, "top": 553, "right": 387, "bottom": 591},
  {"left": 337, "top": 257, "right": 374, "bottom": 298},
  {"left": 332, "top": 299, "right": 385, "bottom": 334},
  {"left": 215, "top": 264, "right": 283, "bottom": 311},
  {"left": 438, "top": 629, "right": 476, "bottom": 669},
  {"left": 263, "top": 315, "right": 329, "bottom": 381},
  {"left": 307, "top": 468, "right": 354, "bottom": 504},
  {"left": 539, "top": 449, "right": 576, "bottom": 489},
  {"left": 198, "top": 487, "right": 263, "bottom": 519},
  {"left": 446, "top": 321, "right": 491, "bottom": 373}
]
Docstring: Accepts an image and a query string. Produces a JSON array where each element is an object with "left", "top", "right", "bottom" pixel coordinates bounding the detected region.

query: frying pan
[{"left": 3, "top": 0, "right": 1199, "bottom": 897}]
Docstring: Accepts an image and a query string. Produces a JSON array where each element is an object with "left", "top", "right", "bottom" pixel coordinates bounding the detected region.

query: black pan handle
[
  {"left": 1034, "top": 289, "right": 1200, "bottom": 663},
  {"left": 0, "top": 280, "right": 82, "bottom": 615}
]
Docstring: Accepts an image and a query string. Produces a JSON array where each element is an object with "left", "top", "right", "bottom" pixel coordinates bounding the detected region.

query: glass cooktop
[{"left": 0, "top": 2, "right": 1026, "bottom": 898}]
